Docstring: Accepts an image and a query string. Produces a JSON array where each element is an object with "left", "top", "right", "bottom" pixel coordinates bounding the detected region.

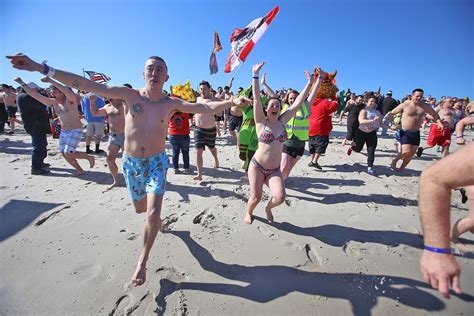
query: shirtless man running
[
  {"left": 89, "top": 94, "right": 125, "bottom": 190},
  {"left": 384, "top": 88, "right": 443, "bottom": 172},
  {"left": 1, "top": 84, "right": 23, "bottom": 134},
  {"left": 193, "top": 80, "right": 220, "bottom": 181},
  {"left": 7, "top": 53, "right": 250, "bottom": 286},
  {"left": 14, "top": 76, "right": 95, "bottom": 176},
  {"left": 417, "top": 97, "right": 455, "bottom": 158}
]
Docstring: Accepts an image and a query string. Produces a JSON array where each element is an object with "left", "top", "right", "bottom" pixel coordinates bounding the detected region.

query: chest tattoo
[{"left": 132, "top": 103, "right": 144, "bottom": 115}]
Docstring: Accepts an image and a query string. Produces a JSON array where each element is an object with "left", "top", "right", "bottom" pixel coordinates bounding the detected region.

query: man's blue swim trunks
[{"left": 122, "top": 151, "right": 170, "bottom": 201}]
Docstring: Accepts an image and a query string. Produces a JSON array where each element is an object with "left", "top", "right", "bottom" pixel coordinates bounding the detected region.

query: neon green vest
[{"left": 282, "top": 101, "right": 310, "bottom": 141}]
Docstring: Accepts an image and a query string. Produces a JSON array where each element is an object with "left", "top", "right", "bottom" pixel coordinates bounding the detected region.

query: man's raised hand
[
  {"left": 252, "top": 62, "right": 265, "bottom": 75},
  {"left": 6, "top": 53, "right": 42, "bottom": 72}
]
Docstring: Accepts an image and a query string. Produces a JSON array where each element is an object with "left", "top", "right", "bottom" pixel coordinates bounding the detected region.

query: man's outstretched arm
[
  {"left": 419, "top": 143, "right": 474, "bottom": 298},
  {"left": 7, "top": 53, "right": 129, "bottom": 100}
]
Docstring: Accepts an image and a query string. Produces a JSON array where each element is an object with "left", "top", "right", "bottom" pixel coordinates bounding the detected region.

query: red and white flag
[{"left": 224, "top": 6, "right": 279, "bottom": 73}]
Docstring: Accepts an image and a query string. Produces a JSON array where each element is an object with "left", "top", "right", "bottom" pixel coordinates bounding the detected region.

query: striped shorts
[
  {"left": 194, "top": 127, "right": 217, "bottom": 149},
  {"left": 59, "top": 128, "right": 83, "bottom": 154}
]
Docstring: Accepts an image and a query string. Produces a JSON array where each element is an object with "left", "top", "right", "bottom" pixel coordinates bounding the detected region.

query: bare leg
[
  {"left": 131, "top": 193, "right": 164, "bottom": 286},
  {"left": 244, "top": 163, "right": 264, "bottom": 224},
  {"left": 441, "top": 145, "right": 450, "bottom": 158},
  {"left": 280, "top": 153, "right": 300, "bottom": 181},
  {"left": 264, "top": 173, "right": 286, "bottom": 223},
  {"left": 193, "top": 148, "right": 204, "bottom": 181},
  {"left": 210, "top": 147, "right": 219, "bottom": 168},
  {"left": 106, "top": 144, "right": 121, "bottom": 190},
  {"left": 215, "top": 121, "right": 221, "bottom": 137},
  {"left": 398, "top": 145, "right": 417, "bottom": 172}
]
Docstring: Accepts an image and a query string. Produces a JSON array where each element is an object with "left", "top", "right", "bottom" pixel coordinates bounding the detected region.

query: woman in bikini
[{"left": 244, "top": 62, "right": 319, "bottom": 224}]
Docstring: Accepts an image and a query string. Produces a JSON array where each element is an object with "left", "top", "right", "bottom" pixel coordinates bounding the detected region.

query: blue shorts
[{"left": 122, "top": 152, "right": 170, "bottom": 201}]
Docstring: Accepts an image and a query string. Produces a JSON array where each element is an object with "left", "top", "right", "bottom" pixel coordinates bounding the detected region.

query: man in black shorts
[
  {"left": 193, "top": 81, "right": 220, "bottom": 181},
  {"left": 384, "top": 88, "right": 442, "bottom": 172}
]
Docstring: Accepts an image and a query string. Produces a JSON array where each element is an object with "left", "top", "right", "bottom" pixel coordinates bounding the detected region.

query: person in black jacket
[
  {"left": 16, "top": 82, "right": 52, "bottom": 175},
  {"left": 380, "top": 90, "right": 398, "bottom": 136}
]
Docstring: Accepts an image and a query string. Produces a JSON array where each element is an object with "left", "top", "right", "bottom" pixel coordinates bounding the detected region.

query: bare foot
[
  {"left": 265, "top": 207, "right": 274, "bottom": 223},
  {"left": 244, "top": 212, "right": 253, "bottom": 224},
  {"left": 131, "top": 263, "right": 146, "bottom": 286},
  {"left": 193, "top": 174, "right": 202, "bottom": 181},
  {"left": 390, "top": 160, "right": 397, "bottom": 170},
  {"left": 214, "top": 159, "right": 219, "bottom": 169},
  {"left": 105, "top": 181, "right": 119, "bottom": 191},
  {"left": 89, "top": 156, "right": 95, "bottom": 168},
  {"left": 71, "top": 170, "right": 85, "bottom": 177}
]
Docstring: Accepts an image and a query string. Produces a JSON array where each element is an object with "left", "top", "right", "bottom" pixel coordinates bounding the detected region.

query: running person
[
  {"left": 339, "top": 95, "right": 364, "bottom": 151},
  {"left": 14, "top": 76, "right": 95, "bottom": 176},
  {"left": 89, "top": 94, "right": 126, "bottom": 190},
  {"left": 384, "top": 88, "right": 443, "bottom": 173},
  {"left": 417, "top": 97, "right": 455, "bottom": 158},
  {"left": 244, "top": 62, "right": 317, "bottom": 224},
  {"left": 348, "top": 96, "right": 382, "bottom": 174},
  {"left": 1, "top": 84, "right": 23, "bottom": 134},
  {"left": 7, "top": 53, "right": 250, "bottom": 286}
]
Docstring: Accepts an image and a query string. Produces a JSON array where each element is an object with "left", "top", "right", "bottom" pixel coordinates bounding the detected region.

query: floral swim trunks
[{"left": 122, "top": 151, "right": 170, "bottom": 201}]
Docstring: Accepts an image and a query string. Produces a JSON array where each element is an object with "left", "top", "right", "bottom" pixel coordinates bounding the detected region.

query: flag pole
[
  {"left": 82, "top": 68, "right": 86, "bottom": 78},
  {"left": 227, "top": 62, "right": 243, "bottom": 90}
]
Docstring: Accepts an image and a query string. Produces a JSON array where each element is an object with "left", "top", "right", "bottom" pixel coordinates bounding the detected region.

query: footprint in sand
[
  {"left": 127, "top": 233, "right": 138, "bottom": 241},
  {"left": 257, "top": 225, "right": 279, "bottom": 240},
  {"left": 160, "top": 214, "right": 179, "bottom": 232},
  {"left": 109, "top": 294, "right": 131, "bottom": 316},
  {"left": 156, "top": 266, "right": 186, "bottom": 282}
]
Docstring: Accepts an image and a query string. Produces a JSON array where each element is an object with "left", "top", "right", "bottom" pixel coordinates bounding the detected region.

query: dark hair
[
  {"left": 123, "top": 83, "right": 132, "bottom": 88},
  {"left": 224, "top": 86, "right": 230, "bottom": 90},
  {"left": 267, "top": 96, "right": 282, "bottom": 106},
  {"left": 148, "top": 56, "right": 166, "bottom": 64},
  {"left": 199, "top": 80, "right": 211, "bottom": 88},
  {"left": 357, "top": 95, "right": 364, "bottom": 98},
  {"left": 412, "top": 88, "right": 424, "bottom": 94}
]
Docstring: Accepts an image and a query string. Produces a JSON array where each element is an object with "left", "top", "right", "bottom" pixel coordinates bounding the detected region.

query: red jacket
[{"left": 309, "top": 98, "right": 338, "bottom": 136}]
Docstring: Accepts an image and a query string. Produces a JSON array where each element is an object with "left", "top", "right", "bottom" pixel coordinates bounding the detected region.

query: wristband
[
  {"left": 252, "top": 76, "right": 259, "bottom": 79},
  {"left": 424, "top": 245, "right": 450, "bottom": 254},
  {"left": 41, "top": 61, "right": 56, "bottom": 77}
]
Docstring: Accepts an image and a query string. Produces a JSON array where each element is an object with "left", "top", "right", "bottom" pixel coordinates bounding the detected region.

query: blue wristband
[
  {"left": 424, "top": 245, "right": 451, "bottom": 254},
  {"left": 41, "top": 62, "right": 50, "bottom": 76}
]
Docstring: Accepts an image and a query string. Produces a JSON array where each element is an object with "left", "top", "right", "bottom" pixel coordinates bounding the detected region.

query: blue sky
[{"left": 1, "top": 0, "right": 472, "bottom": 100}]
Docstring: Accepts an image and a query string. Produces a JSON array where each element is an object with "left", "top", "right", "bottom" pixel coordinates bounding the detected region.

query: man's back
[{"left": 17, "top": 93, "right": 50, "bottom": 135}]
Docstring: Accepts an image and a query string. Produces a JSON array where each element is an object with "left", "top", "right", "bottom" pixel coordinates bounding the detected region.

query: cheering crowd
[{"left": 2, "top": 53, "right": 473, "bottom": 298}]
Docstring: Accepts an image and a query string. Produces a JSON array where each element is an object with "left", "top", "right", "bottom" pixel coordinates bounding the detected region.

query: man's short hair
[
  {"left": 148, "top": 56, "right": 166, "bottom": 63},
  {"left": 412, "top": 88, "right": 424, "bottom": 94},
  {"left": 224, "top": 86, "right": 230, "bottom": 90},
  {"left": 123, "top": 83, "right": 132, "bottom": 88},
  {"left": 199, "top": 80, "right": 211, "bottom": 88}
]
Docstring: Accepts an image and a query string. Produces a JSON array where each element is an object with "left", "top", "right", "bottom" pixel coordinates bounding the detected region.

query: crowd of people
[{"left": 3, "top": 52, "right": 473, "bottom": 298}]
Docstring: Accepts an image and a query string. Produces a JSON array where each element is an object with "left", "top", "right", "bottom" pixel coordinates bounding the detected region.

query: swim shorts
[
  {"left": 59, "top": 128, "right": 83, "bottom": 154},
  {"left": 122, "top": 151, "right": 170, "bottom": 201},
  {"left": 399, "top": 129, "right": 420, "bottom": 146}
]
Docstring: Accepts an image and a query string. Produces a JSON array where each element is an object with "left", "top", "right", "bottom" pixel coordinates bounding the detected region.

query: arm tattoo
[
  {"left": 71, "top": 80, "right": 81, "bottom": 88},
  {"left": 131, "top": 103, "right": 144, "bottom": 115}
]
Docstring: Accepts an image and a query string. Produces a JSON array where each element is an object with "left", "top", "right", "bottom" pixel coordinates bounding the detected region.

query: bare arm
[
  {"left": 175, "top": 96, "right": 249, "bottom": 115},
  {"left": 6, "top": 53, "right": 129, "bottom": 100},
  {"left": 384, "top": 101, "right": 406, "bottom": 123},
  {"left": 279, "top": 69, "right": 315, "bottom": 123},
  {"left": 252, "top": 62, "right": 266, "bottom": 124},
  {"left": 424, "top": 103, "right": 443, "bottom": 128},
  {"left": 261, "top": 73, "right": 277, "bottom": 98},
  {"left": 306, "top": 67, "right": 322, "bottom": 105},
  {"left": 41, "top": 77, "right": 77, "bottom": 102},
  {"left": 419, "top": 143, "right": 474, "bottom": 297},
  {"left": 89, "top": 95, "right": 107, "bottom": 117},
  {"left": 13, "top": 77, "right": 56, "bottom": 107}
]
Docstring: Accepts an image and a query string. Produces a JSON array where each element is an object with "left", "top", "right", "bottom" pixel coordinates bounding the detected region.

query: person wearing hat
[
  {"left": 380, "top": 90, "right": 397, "bottom": 136},
  {"left": 15, "top": 81, "right": 52, "bottom": 175}
]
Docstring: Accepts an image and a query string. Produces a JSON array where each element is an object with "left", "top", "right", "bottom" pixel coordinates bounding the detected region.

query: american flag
[{"left": 84, "top": 70, "right": 111, "bottom": 84}]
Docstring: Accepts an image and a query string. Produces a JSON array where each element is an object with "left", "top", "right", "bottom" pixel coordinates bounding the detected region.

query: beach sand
[{"left": 1, "top": 120, "right": 473, "bottom": 315}]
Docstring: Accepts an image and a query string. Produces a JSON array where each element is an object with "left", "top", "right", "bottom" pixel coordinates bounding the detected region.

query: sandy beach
[{"left": 1, "top": 120, "right": 473, "bottom": 315}]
